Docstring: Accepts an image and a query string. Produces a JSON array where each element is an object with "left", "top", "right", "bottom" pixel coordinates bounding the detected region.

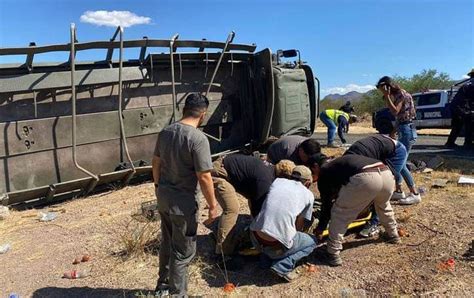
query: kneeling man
[{"left": 250, "top": 166, "right": 316, "bottom": 282}]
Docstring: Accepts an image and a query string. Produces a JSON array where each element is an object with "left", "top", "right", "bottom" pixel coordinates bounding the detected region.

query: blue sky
[{"left": 0, "top": 0, "right": 472, "bottom": 95}]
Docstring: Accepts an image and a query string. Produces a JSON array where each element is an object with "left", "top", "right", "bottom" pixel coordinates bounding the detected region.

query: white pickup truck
[{"left": 412, "top": 89, "right": 456, "bottom": 128}]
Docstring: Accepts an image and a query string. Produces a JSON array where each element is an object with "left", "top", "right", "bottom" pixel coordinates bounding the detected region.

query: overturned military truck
[{"left": 0, "top": 24, "right": 320, "bottom": 206}]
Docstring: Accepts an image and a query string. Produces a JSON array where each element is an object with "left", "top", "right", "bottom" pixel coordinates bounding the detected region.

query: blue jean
[
  {"left": 320, "top": 112, "right": 336, "bottom": 144},
  {"left": 251, "top": 232, "right": 317, "bottom": 275},
  {"left": 387, "top": 140, "right": 415, "bottom": 188},
  {"left": 397, "top": 123, "right": 417, "bottom": 152}
]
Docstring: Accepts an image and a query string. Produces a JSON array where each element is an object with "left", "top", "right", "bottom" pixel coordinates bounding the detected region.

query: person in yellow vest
[{"left": 320, "top": 109, "right": 357, "bottom": 147}]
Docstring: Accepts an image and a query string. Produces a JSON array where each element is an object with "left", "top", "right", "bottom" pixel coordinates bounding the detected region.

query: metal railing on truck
[{"left": 0, "top": 24, "right": 256, "bottom": 206}]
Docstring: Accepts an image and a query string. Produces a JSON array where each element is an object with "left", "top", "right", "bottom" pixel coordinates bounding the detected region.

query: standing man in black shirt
[
  {"left": 309, "top": 154, "right": 400, "bottom": 266},
  {"left": 211, "top": 154, "right": 295, "bottom": 255}
]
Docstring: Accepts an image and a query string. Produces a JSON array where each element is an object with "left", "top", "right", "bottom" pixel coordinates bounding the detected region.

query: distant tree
[
  {"left": 350, "top": 69, "right": 454, "bottom": 115},
  {"left": 394, "top": 69, "right": 453, "bottom": 94},
  {"left": 320, "top": 97, "right": 344, "bottom": 112}
]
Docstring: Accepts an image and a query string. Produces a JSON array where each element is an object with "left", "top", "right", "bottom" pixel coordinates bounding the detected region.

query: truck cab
[
  {"left": 0, "top": 26, "right": 319, "bottom": 206},
  {"left": 412, "top": 89, "right": 455, "bottom": 128}
]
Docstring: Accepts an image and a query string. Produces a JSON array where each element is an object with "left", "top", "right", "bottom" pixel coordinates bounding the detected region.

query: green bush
[{"left": 320, "top": 69, "right": 454, "bottom": 115}]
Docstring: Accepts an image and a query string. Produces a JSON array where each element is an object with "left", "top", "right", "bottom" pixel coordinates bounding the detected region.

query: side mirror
[
  {"left": 276, "top": 49, "right": 301, "bottom": 66},
  {"left": 281, "top": 49, "right": 298, "bottom": 58}
]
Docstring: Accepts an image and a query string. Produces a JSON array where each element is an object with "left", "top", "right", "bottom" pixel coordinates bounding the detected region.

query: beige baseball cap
[{"left": 291, "top": 165, "right": 313, "bottom": 184}]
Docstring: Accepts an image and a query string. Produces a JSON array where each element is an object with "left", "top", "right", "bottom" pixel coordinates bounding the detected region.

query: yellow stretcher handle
[{"left": 321, "top": 212, "right": 372, "bottom": 237}]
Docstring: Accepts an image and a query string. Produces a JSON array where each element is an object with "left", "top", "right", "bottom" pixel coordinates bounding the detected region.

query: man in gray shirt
[
  {"left": 250, "top": 166, "right": 317, "bottom": 282},
  {"left": 267, "top": 135, "right": 321, "bottom": 165},
  {"left": 152, "top": 93, "right": 219, "bottom": 296}
]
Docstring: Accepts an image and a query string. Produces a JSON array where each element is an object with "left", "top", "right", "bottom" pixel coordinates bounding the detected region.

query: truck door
[
  {"left": 414, "top": 92, "right": 450, "bottom": 128},
  {"left": 271, "top": 65, "right": 312, "bottom": 137}
]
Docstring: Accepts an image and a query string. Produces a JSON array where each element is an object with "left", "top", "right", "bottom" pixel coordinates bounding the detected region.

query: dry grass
[
  {"left": 1, "top": 156, "right": 473, "bottom": 297},
  {"left": 108, "top": 218, "right": 160, "bottom": 259}
]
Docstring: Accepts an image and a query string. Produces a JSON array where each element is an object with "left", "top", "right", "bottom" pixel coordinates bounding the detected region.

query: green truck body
[{"left": 0, "top": 26, "right": 319, "bottom": 206}]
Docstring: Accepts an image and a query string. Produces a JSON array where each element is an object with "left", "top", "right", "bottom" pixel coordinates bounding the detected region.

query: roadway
[{"left": 312, "top": 132, "right": 474, "bottom": 160}]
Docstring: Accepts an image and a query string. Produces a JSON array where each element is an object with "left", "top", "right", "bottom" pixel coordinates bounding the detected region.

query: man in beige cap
[
  {"left": 250, "top": 165, "right": 316, "bottom": 282},
  {"left": 468, "top": 68, "right": 474, "bottom": 78}
]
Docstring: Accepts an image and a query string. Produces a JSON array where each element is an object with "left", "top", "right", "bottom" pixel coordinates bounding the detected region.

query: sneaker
[
  {"left": 320, "top": 249, "right": 343, "bottom": 267},
  {"left": 270, "top": 267, "right": 299, "bottom": 282},
  {"left": 391, "top": 191, "right": 405, "bottom": 201},
  {"left": 327, "top": 143, "right": 340, "bottom": 148},
  {"left": 399, "top": 193, "right": 421, "bottom": 205},
  {"left": 359, "top": 223, "right": 380, "bottom": 238}
]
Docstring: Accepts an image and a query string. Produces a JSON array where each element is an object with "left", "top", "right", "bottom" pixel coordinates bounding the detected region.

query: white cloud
[
  {"left": 80, "top": 10, "right": 152, "bottom": 28},
  {"left": 461, "top": 74, "right": 470, "bottom": 79},
  {"left": 322, "top": 83, "right": 375, "bottom": 95}
]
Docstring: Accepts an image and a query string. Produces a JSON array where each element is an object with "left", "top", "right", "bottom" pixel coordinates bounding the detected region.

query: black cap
[{"left": 185, "top": 93, "right": 209, "bottom": 109}]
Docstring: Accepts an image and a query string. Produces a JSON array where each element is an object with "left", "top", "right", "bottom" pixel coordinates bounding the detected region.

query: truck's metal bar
[
  {"left": 204, "top": 52, "right": 209, "bottom": 78},
  {"left": 202, "top": 131, "right": 222, "bottom": 142},
  {"left": 178, "top": 53, "right": 182, "bottom": 80},
  {"left": 117, "top": 26, "right": 136, "bottom": 181},
  {"left": 33, "top": 91, "right": 38, "bottom": 118},
  {"left": 170, "top": 34, "right": 179, "bottom": 122},
  {"left": 0, "top": 52, "right": 253, "bottom": 75},
  {"left": 149, "top": 53, "right": 154, "bottom": 81},
  {"left": 206, "top": 31, "right": 235, "bottom": 96},
  {"left": 25, "top": 42, "right": 36, "bottom": 72},
  {"left": 70, "top": 23, "right": 99, "bottom": 184},
  {"left": 198, "top": 39, "right": 207, "bottom": 52},
  {"left": 139, "top": 36, "right": 148, "bottom": 63},
  {"left": 106, "top": 26, "right": 122, "bottom": 66},
  {"left": 0, "top": 39, "right": 256, "bottom": 56}
]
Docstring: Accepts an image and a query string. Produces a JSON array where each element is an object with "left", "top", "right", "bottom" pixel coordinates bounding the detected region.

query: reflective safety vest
[{"left": 325, "top": 109, "right": 349, "bottom": 123}]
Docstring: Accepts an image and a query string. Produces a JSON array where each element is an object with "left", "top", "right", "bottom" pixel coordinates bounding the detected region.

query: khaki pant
[
  {"left": 327, "top": 169, "right": 398, "bottom": 255},
  {"left": 211, "top": 157, "right": 241, "bottom": 255}
]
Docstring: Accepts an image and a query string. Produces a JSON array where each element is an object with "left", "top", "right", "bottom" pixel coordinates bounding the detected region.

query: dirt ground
[{"left": 1, "top": 148, "right": 473, "bottom": 297}]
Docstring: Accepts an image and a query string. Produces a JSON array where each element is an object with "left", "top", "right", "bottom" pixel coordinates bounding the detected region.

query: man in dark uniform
[
  {"left": 339, "top": 101, "right": 355, "bottom": 114},
  {"left": 445, "top": 69, "right": 474, "bottom": 149}
]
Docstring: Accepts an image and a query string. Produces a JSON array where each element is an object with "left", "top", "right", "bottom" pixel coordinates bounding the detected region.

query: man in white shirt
[{"left": 250, "top": 166, "right": 316, "bottom": 282}]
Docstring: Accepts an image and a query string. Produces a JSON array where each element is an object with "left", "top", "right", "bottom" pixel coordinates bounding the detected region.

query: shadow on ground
[
  {"left": 196, "top": 214, "right": 283, "bottom": 289},
  {"left": 32, "top": 287, "right": 149, "bottom": 298}
]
